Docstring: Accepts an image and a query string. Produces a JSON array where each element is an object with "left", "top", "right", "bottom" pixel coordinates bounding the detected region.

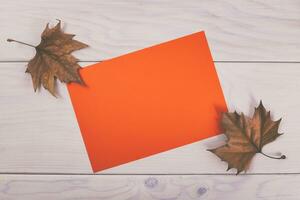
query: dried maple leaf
[
  {"left": 208, "top": 101, "right": 286, "bottom": 174},
  {"left": 7, "top": 20, "right": 88, "bottom": 96}
]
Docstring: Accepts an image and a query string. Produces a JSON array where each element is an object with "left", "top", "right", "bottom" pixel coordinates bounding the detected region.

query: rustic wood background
[{"left": 0, "top": 0, "right": 300, "bottom": 199}]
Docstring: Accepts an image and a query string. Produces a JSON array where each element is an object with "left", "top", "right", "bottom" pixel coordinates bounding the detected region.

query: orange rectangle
[{"left": 67, "top": 31, "right": 227, "bottom": 172}]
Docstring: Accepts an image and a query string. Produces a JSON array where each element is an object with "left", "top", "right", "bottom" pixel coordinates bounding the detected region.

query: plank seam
[{"left": 0, "top": 172, "right": 299, "bottom": 176}]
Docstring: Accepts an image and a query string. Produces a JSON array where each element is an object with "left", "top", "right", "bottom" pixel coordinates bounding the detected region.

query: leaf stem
[
  {"left": 260, "top": 152, "right": 286, "bottom": 160},
  {"left": 7, "top": 39, "right": 35, "bottom": 48}
]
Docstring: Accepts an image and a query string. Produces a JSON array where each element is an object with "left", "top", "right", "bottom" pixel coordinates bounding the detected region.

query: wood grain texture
[
  {"left": 0, "top": 174, "right": 299, "bottom": 200},
  {"left": 0, "top": 62, "right": 299, "bottom": 174},
  {"left": 1, "top": 0, "right": 300, "bottom": 61}
]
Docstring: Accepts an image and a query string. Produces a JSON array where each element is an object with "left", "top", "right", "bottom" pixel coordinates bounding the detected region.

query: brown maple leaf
[
  {"left": 208, "top": 101, "right": 286, "bottom": 174},
  {"left": 7, "top": 20, "right": 88, "bottom": 96}
]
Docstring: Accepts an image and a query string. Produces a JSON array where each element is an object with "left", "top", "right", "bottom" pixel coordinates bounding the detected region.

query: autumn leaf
[
  {"left": 208, "top": 101, "right": 286, "bottom": 174},
  {"left": 7, "top": 20, "right": 88, "bottom": 96}
]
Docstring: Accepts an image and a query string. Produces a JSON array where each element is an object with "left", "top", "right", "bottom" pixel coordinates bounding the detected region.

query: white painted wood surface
[
  {"left": 1, "top": 0, "right": 300, "bottom": 61},
  {"left": 0, "top": 175, "right": 300, "bottom": 200},
  {"left": 0, "top": 0, "right": 300, "bottom": 199}
]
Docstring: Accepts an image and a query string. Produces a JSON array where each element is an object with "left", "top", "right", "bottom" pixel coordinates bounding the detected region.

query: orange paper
[{"left": 67, "top": 31, "right": 227, "bottom": 172}]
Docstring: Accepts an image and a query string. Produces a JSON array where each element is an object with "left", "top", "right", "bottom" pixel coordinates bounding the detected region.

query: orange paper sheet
[{"left": 67, "top": 32, "right": 227, "bottom": 172}]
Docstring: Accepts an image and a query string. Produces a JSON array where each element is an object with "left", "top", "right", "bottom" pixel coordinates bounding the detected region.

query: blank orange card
[{"left": 67, "top": 31, "right": 227, "bottom": 172}]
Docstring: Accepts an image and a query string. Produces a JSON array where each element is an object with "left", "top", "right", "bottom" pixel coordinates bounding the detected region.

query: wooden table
[{"left": 0, "top": 0, "right": 300, "bottom": 199}]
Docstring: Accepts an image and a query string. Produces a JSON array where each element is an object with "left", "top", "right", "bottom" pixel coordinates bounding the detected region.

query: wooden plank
[
  {"left": 0, "top": 62, "right": 299, "bottom": 174},
  {"left": 1, "top": 0, "right": 300, "bottom": 61},
  {"left": 0, "top": 174, "right": 299, "bottom": 200}
]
